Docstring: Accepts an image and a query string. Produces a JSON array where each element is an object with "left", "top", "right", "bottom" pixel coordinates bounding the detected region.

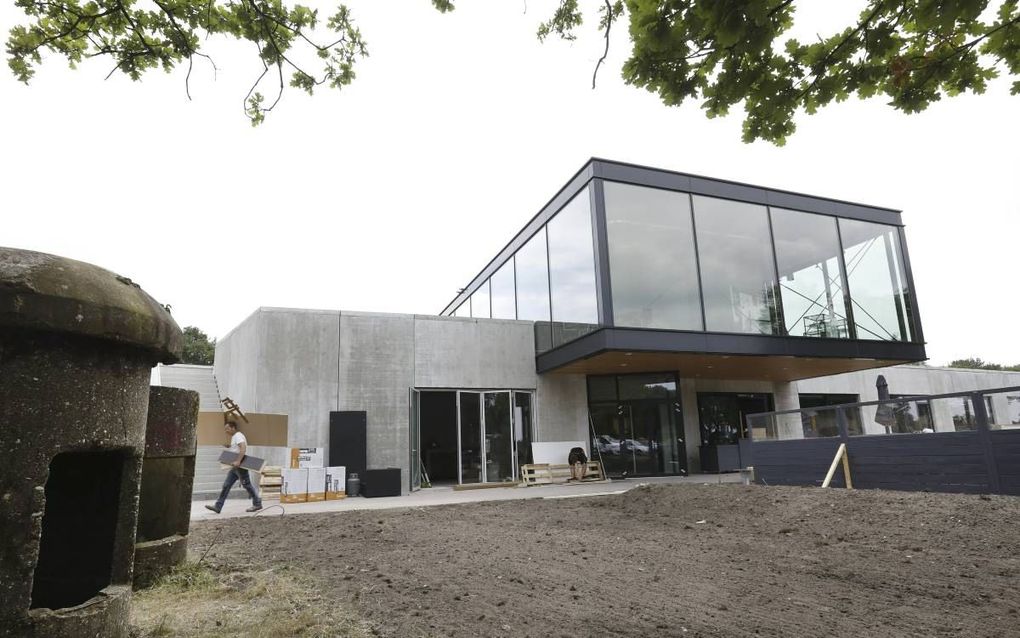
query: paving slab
[{"left": 191, "top": 473, "right": 743, "bottom": 521}]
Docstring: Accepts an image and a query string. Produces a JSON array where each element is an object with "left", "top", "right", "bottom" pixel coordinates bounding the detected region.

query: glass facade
[
  {"left": 771, "top": 208, "right": 849, "bottom": 338},
  {"left": 693, "top": 195, "right": 781, "bottom": 335},
  {"left": 547, "top": 188, "right": 598, "bottom": 347},
  {"left": 604, "top": 182, "right": 702, "bottom": 331},
  {"left": 443, "top": 171, "right": 921, "bottom": 352},
  {"left": 839, "top": 219, "right": 914, "bottom": 341},
  {"left": 490, "top": 259, "right": 516, "bottom": 319},
  {"left": 470, "top": 280, "right": 490, "bottom": 319}
]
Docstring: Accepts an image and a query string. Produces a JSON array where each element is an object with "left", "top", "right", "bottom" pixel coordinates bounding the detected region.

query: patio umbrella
[{"left": 874, "top": 374, "right": 897, "bottom": 432}]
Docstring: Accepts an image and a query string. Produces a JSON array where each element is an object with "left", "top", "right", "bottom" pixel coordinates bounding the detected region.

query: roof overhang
[{"left": 536, "top": 328, "right": 926, "bottom": 381}]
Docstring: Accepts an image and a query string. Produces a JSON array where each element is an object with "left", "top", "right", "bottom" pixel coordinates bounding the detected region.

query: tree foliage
[
  {"left": 546, "top": 0, "right": 1020, "bottom": 144},
  {"left": 181, "top": 325, "right": 216, "bottom": 365},
  {"left": 949, "top": 357, "right": 1020, "bottom": 371},
  {"left": 7, "top": 0, "right": 1019, "bottom": 141},
  {"left": 7, "top": 0, "right": 367, "bottom": 125}
]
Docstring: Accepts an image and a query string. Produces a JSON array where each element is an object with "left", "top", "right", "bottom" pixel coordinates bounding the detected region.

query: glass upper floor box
[{"left": 442, "top": 159, "right": 925, "bottom": 381}]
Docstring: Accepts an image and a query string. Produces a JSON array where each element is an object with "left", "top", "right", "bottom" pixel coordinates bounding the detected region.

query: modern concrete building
[{"left": 206, "top": 159, "right": 1020, "bottom": 494}]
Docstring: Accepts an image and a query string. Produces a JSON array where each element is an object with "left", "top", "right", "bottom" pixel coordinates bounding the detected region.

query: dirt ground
[{"left": 169, "top": 484, "right": 1020, "bottom": 637}]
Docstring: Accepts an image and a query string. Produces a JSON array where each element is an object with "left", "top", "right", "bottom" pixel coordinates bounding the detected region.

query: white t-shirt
[{"left": 229, "top": 431, "right": 248, "bottom": 453}]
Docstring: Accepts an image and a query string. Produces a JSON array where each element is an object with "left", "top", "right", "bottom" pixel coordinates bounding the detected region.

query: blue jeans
[{"left": 216, "top": 467, "right": 261, "bottom": 509}]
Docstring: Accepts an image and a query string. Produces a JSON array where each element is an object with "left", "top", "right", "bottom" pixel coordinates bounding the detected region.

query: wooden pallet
[
  {"left": 520, "top": 461, "right": 605, "bottom": 486},
  {"left": 259, "top": 465, "right": 282, "bottom": 500}
]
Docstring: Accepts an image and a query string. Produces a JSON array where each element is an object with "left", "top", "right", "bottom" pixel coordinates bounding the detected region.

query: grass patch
[{"left": 130, "top": 561, "right": 369, "bottom": 638}]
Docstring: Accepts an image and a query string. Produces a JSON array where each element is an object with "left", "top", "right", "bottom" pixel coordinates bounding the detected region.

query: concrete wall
[
  {"left": 214, "top": 309, "right": 261, "bottom": 413},
  {"left": 338, "top": 312, "right": 415, "bottom": 486},
  {"left": 215, "top": 309, "right": 590, "bottom": 494},
  {"left": 256, "top": 309, "right": 341, "bottom": 448},
  {"left": 536, "top": 374, "right": 588, "bottom": 443}
]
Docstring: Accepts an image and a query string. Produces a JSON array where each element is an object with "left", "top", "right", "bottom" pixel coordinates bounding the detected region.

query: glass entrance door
[
  {"left": 588, "top": 373, "right": 686, "bottom": 477},
  {"left": 447, "top": 390, "right": 534, "bottom": 485},
  {"left": 458, "top": 392, "right": 482, "bottom": 484},
  {"left": 484, "top": 392, "right": 513, "bottom": 483},
  {"left": 409, "top": 389, "right": 421, "bottom": 491}
]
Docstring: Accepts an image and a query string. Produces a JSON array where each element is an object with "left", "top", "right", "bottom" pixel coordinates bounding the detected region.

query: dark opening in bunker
[{"left": 31, "top": 450, "right": 125, "bottom": 610}]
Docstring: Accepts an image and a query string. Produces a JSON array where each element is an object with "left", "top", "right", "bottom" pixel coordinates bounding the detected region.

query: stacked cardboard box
[
  {"left": 325, "top": 466, "right": 346, "bottom": 500},
  {"left": 290, "top": 447, "right": 324, "bottom": 469},
  {"left": 281, "top": 468, "right": 308, "bottom": 503},
  {"left": 307, "top": 467, "right": 327, "bottom": 502}
]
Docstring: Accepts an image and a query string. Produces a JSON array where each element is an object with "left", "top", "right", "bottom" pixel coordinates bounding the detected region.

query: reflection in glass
[
  {"left": 798, "top": 394, "right": 862, "bottom": 436},
  {"left": 470, "top": 280, "right": 490, "bottom": 319},
  {"left": 515, "top": 227, "right": 551, "bottom": 351},
  {"left": 513, "top": 392, "right": 534, "bottom": 466},
  {"left": 697, "top": 393, "right": 772, "bottom": 445},
  {"left": 484, "top": 392, "right": 513, "bottom": 482},
  {"left": 490, "top": 258, "right": 516, "bottom": 319},
  {"left": 693, "top": 196, "right": 781, "bottom": 334},
  {"left": 459, "top": 392, "right": 481, "bottom": 483},
  {"left": 603, "top": 182, "right": 702, "bottom": 330},
  {"left": 839, "top": 219, "right": 913, "bottom": 341},
  {"left": 547, "top": 187, "right": 599, "bottom": 347},
  {"left": 771, "top": 208, "right": 849, "bottom": 338},
  {"left": 586, "top": 374, "right": 682, "bottom": 476},
  {"left": 987, "top": 392, "right": 1020, "bottom": 430}
]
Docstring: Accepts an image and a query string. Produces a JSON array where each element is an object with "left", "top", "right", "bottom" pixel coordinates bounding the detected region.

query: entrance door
[
  {"left": 484, "top": 391, "right": 513, "bottom": 483},
  {"left": 409, "top": 389, "right": 421, "bottom": 491},
  {"left": 588, "top": 373, "right": 685, "bottom": 477},
  {"left": 458, "top": 392, "right": 483, "bottom": 484}
]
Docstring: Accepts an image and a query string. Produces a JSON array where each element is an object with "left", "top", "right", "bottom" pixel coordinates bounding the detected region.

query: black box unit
[
  {"left": 329, "top": 411, "right": 367, "bottom": 482},
  {"left": 362, "top": 468, "right": 401, "bottom": 498}
]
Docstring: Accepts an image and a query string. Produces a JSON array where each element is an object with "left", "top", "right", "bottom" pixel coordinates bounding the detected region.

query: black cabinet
[{"left": 329, "top": 411, "right": 366, "bottom": 483}]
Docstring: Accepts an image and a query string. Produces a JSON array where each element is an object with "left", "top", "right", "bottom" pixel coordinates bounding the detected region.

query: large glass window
[
  {"left": 470, "top": 280, "right": 490, "bottom": 319},
  {"left": 547, "top": 187, "right": 599, "bottom": 347},
  {"left": 515, "top": 226, "right": 551, "bottom": 351},
  {"left": 490, "top": 258, "right": 516, "bottom": 319},
  {"left": 453, "top": 302, "right": 470, "bottom": 318},
  {"left": 604, "top": 182, "right": 702, "bottom": 331},
  {"left": 693, "top": 196, "right": 782, "bottom": 335},
  {"left": 839, "top": 219, "right": 914, "bottom": 341},
  {"left": 771, "top": 208, "right": 850, "bottom": 338}
]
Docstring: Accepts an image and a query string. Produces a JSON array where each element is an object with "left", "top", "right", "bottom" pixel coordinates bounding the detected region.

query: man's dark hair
[{"left": 225, "top": 420, "right": 239, "bottom": 430}]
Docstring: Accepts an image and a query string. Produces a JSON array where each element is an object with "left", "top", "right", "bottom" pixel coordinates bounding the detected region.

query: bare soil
[{"left": 182, "top": 484, "right": 1020, "bottom": 637}]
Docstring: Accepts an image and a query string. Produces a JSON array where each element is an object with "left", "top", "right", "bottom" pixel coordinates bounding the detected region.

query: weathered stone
[
  {"left": 134, "top": 386, "right": 198, "bottom": 589},
  {"left": 133, "top": 536, "right": 188, "bottom": 590},
  {"left": 0, "top": 247, "right": 180, "bottom": 637}
]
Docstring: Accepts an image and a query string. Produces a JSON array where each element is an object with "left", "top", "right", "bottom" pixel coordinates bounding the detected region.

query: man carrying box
[{"left": 206, "top": 420, "right": 263, "bottom": 513}]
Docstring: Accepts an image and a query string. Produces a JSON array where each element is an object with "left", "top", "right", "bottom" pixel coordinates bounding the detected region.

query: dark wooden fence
[{"left": 745, "top": 387, "right": 1020, "bottom": 495}]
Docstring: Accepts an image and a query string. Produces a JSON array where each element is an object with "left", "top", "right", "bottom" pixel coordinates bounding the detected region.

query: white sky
[{"left": 2, "top": 1, "right": 1018, "bottom": 366}]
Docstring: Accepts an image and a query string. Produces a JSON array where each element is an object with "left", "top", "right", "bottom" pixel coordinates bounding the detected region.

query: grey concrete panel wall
[
  {"left": 338, "top": 312, "right": 415, "bottom": 491},
  {"left": 255, "top": 309, "right": 341, "bottom": 449},
  {"left": 214, "top": 310, "right": 261, "bottom": 413},
  {"left": 413, "top": 316, "right": 537, "bottom": 390},
  {"left": 536, "top": 374, "right": 589, "bottom": 443}
]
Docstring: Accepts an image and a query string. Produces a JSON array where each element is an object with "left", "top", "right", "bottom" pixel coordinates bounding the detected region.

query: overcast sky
[{"left": 2, "top": 1, "right": 1017, "bottom": 366}]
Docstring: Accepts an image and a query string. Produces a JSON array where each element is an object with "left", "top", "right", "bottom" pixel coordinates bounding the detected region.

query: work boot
[
  {"left": 246, "top": 505, "right": 263, "bottom": 513},
  {"left": 204, "top": 504, "right": 221, "bottom": 514}
]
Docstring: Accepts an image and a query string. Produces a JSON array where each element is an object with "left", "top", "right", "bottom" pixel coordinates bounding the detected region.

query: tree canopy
[
  {"left": 948, "top": 357, "right": 1020, "bottom": 371},
  {"left": 181, "top": 325, "right": 216, "bottom": 365},
  {"left": 8, "top": 0, "right": 1019, "bottom": 142}
]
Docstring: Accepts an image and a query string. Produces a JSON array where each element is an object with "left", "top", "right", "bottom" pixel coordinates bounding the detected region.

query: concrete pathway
[{"left": 191, "top": 473, "right": 743, "bottom": 521}]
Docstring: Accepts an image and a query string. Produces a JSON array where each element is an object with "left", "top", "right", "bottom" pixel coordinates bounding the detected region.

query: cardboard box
[
  {"left": 197, "top": 411, "right": 288, "bottom": 447},
  {"left": 325, "top": 466, "right": 346, "bottom": 500},
  {"left": 306, "top": 467, "right": 327, "bottom": 502},
  {"left": 290, "top": 447, "right": 324, "bottom": 469},
  {"left": 281, "top": 468, "right": 308, "bottom": 504}
]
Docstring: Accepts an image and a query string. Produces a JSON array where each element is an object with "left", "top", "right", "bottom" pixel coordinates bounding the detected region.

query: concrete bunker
[
  {"left": 0, "top": 247, "right": 180, "bottom": 638},
  {"left": 32, "top": 450, "right": 130, "bottom": 610}
]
